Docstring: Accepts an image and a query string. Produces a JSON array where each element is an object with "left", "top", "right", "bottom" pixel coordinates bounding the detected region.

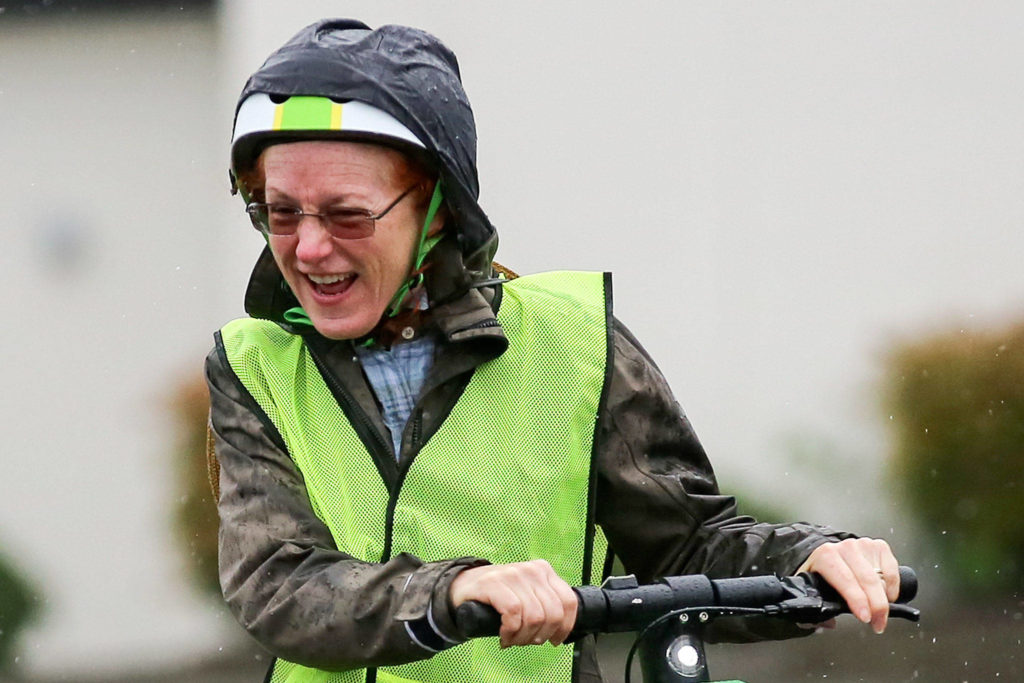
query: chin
[{"left": 311, "top": 315, "right": 377, "bottom": 341}]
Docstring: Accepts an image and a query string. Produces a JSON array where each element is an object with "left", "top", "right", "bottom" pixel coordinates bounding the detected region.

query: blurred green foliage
[
  {"left": 884, "top": 321, "right": 1024, "bottom": 595},
  {"left": 0, "top": 548, "right": 40, "bottom": 670},
  {"left": 170, "top": 374, "right": 220, "bottom": 596}
]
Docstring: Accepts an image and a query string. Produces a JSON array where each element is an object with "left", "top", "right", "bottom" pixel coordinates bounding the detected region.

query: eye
[
  {"left": 267, "top": 204, "right": 302, "bottom": 226},
  {"left": 268, "top": 204, "right": 301, "bottom": 217},
  {"left": 324, "top": 207, "right": 372, "bottom": 222},
  {"left": 323, "top": 207, "right": 375, "bottom": 238}
]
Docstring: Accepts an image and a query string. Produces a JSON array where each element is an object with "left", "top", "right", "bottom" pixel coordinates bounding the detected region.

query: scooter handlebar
[{"left": 453, "top": 566, "right": 919, "bottom": 640}]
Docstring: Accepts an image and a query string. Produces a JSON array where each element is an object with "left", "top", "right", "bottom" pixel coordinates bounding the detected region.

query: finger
[
  {"left": 816, "top": 548, "right": 870, "bottom": 623},
  {"left": 519, "top": 561, "right": 573, "bottom": 646},
  {"left": 876, "top": 540, "right": 901, "bottom": 603},
  {"left": 870, "top": 539, "right": 901, "bottom": 633},
  {"left": 513, "top": 580, "right": 560, "bottom": 647},
  {"left": 503, "top": 560, "right": 568, "bottom": 647},
  {"left": 837, "top": 540, "right": 891, "bottom": 634},
  {"left": 802, "top": 542, "right": 871, "bottom": 623},
  {"left": 484, "top": 582, "right": 526, "bottom": 648},
  {"left": 544, "top": 570, "right": 578, "bottom": 646},
  {"left": 502, "top": 583, "right": 547, "bottom": 647}
]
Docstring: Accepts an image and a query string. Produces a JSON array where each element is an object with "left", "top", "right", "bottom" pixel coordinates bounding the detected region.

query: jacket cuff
[{"left": 426, "top": 558, "right": 490, "bottom": 644}]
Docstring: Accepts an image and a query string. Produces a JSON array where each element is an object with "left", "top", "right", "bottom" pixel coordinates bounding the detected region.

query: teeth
[{"left": 308, "top": 274, "right": 353, "bottom": 285}]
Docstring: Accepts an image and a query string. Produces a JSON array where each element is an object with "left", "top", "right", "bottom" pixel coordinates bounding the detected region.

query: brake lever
[
  {"left": 888, "top": 603, "right": 921, "bottom": 622},
  {"left": 769, "top": 596, "right": 920, "bottom": 624},
  {"left": 764, "top": 575, "right": 845, "bottom": 621},
  {"left": 770, "top": 574, "right": 921, "bottom": 624},
  {"left": 766, "top": 596, "right": 846, "bottom": 622}
]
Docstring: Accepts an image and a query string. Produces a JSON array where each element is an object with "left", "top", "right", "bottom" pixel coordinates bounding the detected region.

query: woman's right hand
[{"left": 448, "top": 560, "right": 577, "bottom": 648}]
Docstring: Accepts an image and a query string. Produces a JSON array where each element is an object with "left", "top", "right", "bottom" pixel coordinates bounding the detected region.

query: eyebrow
[
  {"left": 264, "top": 188, "right": 356, "bottom": 206},
  {"left": 266, "top": 189, "right": 337, "bottom": 202}
]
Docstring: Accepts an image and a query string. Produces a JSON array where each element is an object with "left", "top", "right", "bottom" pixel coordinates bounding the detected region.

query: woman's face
[{"left": 260, "top": 140, "right": 427, "bottom": 340}]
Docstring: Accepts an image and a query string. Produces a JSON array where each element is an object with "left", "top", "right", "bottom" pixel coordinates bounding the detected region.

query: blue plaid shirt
[{"left": 356, "top": 335, "right": 437, "bottom": 458}]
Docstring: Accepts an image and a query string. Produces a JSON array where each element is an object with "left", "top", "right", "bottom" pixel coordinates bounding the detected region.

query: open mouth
[{"left": 308, "top": 273, "right": 357, "bottom": 297}]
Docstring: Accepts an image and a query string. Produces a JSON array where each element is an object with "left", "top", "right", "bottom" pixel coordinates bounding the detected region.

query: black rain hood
[{"left": 232, "top": 18, "right": 499, "bottom": 326}]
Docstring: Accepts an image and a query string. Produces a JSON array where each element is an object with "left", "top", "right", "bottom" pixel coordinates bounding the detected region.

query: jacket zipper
[
  {"left": 464, "top": 319, "right": 500, "bottom": 330},
  {"left": 411, "top": 409, "right": 423, "bottom": 451},
  {"left": 382, "top": 408, "right": 423, "bottom": 561}
]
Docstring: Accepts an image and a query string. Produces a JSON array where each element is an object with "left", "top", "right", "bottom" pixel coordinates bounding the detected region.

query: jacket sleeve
[
  {"left": 595, "top": 320, "right": 855, "bottom": 639},
  {"left": 206, "top": 344, "right": 479, "bottom": 671}
]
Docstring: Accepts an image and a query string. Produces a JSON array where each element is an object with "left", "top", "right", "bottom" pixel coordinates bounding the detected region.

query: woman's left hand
[{"left": 796, "top": 537, "right": 900, "bottom": 634}]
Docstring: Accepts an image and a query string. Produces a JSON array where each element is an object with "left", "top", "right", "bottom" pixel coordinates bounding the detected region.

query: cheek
[
  {"left": 267, "top": 238, "right": 297, "bottom": 270},
  {"left": 379, "top": 227, "right": 421, "bottom": 275}
]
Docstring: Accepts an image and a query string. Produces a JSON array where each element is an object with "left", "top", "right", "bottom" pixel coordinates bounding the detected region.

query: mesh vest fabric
[{"left": 220, "top": 271, "right": 611, "bottom": 683}]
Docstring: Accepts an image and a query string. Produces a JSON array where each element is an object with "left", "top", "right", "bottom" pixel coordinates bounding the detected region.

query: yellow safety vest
[{"left": 220, "top": 271, "right": 611, "bottom": 683}]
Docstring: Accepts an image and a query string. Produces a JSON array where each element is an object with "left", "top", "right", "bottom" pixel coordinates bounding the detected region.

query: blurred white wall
[
  {"left": 0, "top": 7, "right": 235, "bottom": 677},
  {"left": 1, "top": 0, "right": 1023, "bottom": 677}
]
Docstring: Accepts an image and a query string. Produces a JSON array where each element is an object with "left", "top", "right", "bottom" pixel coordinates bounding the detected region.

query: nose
[{"left": 293, "top": 215, "right": 334, "bottom": 263}]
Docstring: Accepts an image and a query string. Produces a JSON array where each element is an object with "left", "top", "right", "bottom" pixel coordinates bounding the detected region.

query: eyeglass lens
[{"left": 248, "top": 205, "right": 375, "bottom": 239}]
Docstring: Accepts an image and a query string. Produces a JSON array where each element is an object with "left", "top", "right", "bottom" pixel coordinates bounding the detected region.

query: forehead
[{"left": 261, "top": 140, "right": 412, "bottom": 187}]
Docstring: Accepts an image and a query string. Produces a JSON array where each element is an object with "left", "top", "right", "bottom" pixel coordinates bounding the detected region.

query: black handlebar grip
[
  {"left": 896, "top": 566, "right": 917, "bottom": 604},
  {"left": 454, "top": 600, "right": 502, "bottom": 639}
]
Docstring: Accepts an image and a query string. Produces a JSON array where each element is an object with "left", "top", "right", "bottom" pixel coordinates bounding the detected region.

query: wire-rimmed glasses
[{"left": 246, "top": 183, "right": 419, "bottom": 240}]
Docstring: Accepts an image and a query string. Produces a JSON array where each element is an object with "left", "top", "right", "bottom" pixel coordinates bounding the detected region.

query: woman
[{"left": 207, "top": 18, "right": 900, "bottom": 683}]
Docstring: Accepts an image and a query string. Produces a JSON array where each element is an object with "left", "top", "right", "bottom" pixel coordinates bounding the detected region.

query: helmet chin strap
[{"left": 385, "top": 180, "right": 444, "bottom": 317}]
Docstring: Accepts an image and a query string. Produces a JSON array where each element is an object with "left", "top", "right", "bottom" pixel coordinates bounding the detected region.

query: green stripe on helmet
[{"left": 275, "top": 96, "right": 339, "bottom": 131}]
